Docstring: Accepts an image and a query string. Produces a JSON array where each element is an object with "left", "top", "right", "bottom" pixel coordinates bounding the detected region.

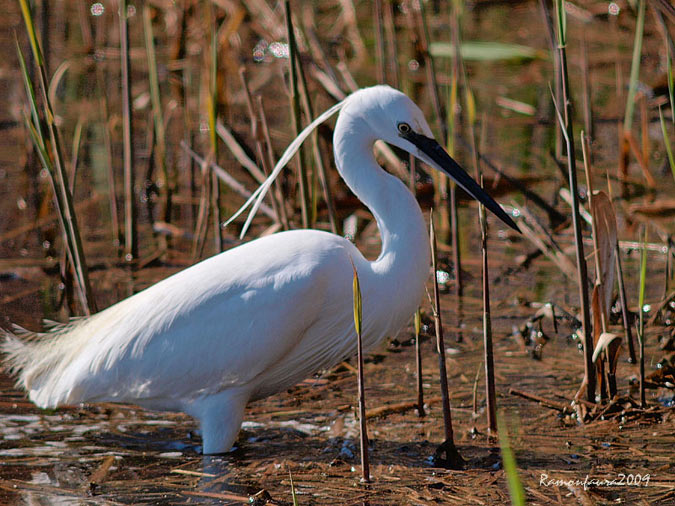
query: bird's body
[{"left": 3, "top": 86, "right": 516, "bottom": 454}]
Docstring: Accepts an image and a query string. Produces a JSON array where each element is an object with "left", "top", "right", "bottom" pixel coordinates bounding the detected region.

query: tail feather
[{"left": 1, "top": 320, "right": 87, "bottom": 407}]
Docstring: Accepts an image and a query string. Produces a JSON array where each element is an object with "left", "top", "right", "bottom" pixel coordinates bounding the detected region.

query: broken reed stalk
[
  {"left": 414, "top": 308, "right": 425, "bottom": 417},
  {"left": 637, "top": 229, "right": 647, "bottom": 408},
  {"left": 17, "top": 0, "right": 96, "bottom": 315},
  {"left": 143, "top": 5, "right": 172, "bottom": 226},
  {"left": 553, "top": 0, "right": 595, "bottom": 403},
  {"left": 478, "top": 177, "right": 497, "bottom": 434},
  {"left": 430, "top": 209, "right": 463, "bottom": 468},
  {"left": 118, "top": 0, "right": 137, "bottom": 261},
  {"left": 351, "top": 261, "right": 370, "bottom": 483},
  {"left": 284, "top": 0, "right": 310, "bottom": 228}
]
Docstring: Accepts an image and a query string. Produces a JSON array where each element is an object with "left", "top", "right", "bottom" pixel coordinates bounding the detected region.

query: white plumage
[{"left": 2, "top": 86, "right": 516, "bottom": 454}]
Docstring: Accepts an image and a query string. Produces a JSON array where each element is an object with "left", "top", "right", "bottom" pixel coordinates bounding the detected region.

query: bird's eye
[{"left": 397, "top": 122, "right": 411, "bottom": 134}]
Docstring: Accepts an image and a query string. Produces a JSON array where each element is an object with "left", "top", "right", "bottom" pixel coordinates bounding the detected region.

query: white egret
[{"left": 2, "top": 86, "right": 517, "bottom": 454}]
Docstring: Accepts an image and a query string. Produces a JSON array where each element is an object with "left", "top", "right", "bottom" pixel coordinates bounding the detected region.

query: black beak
[{"left": 403, "top": 131, "right": 519, "bottom": 232}]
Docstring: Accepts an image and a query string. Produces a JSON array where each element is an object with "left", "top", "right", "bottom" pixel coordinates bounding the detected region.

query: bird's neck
[{"left": 333, "top": 116, "right": 430, "bottom": 311}]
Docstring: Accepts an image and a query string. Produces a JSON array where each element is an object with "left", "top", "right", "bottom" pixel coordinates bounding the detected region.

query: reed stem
[
  {"left": 478, "top": 177, "right": 497, "bottom": 434},
  {"left": 414, "top": 308, "right": 425, "bottom": 417},
  {"left": 554, "top": 0, "right": 594, "bottom": 402},
  {"left": 17, "top": 1, "right": 96, "bottom": 314},
  {"left": 429, "top": 210, "right": 463, "bottom": 469},
  {"left": 284, "top": 0, "right": 310, "bottom": 228},
  {"left": 351, "top": 262, "right": 370, "bottom": 483},
  {"left": 118, "top": 0, "right": 137, "bottom": 262}
]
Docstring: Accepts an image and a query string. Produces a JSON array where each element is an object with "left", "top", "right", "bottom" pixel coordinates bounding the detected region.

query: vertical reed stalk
[
  {"left": 293, "top": 46, "right": 339, "bottom": 233},
  {"left": 143, "top": 6, "right": 172, "bottom": 227},
  {"left": 351, "top": 261, "right": 370, "bottom": 483},
  {"left": 374, "top": 0, "right": 385, "bottom": 84},
  {"left": 430, "top": 210, "right": 453, "bottom": 443},
  {"left": 95, "top": 64, "right": 121, "bottom": 250},
  {"left": 119, "top": 0, "right": 137, "bottom": 261},
  {"left": 284, "top": 0, "right": 310, "bottom": 228},
  {"left": 616, "top": 250, "right": 637, "bottom": 363},
  {"left": 637, "top": 229, "right": 647, "bottom": 408},
  {"left": 207, "top": 5, "right": 222, "bottom": 252},
  {"left": 430, "top": 209, "right": 464, "bottom": 468},
  {"left": 17, "top": 1, "right": 96, "bottom": 314},
  {"left": 414, "top": 308, "right": 425, "bottom": 417},
  {"left": 448, "top": 0, "right": 463, "bottom": 297},
  {"left": 554, "top": 0, "right": 594, "bottom": 402},
  {"left": 580, "top": 32, "right": 593, "bottom": 145},
  {"left": 623, "top": 0, "right": 646, "bottom": 134},
  {"left": 539, "top": 0, "right": 563, "bottom": 160},
  {"left": 383, "top": 0, "right": 400, "bottom": 88},
  {"left": 478, "top": 177, "right": 497, "bottom": 434},
  {"left": 416, "top": 1, "right": 447, "bottom": 144}
]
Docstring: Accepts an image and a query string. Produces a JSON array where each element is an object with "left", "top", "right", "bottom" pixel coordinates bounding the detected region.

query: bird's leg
[{"left": 190, "top": 390, "right": 249, "bottom": 455}]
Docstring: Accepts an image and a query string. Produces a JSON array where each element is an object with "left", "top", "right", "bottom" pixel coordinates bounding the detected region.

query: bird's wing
[{"left": 29, "top": 231, "right": 358, "bottom": 408}]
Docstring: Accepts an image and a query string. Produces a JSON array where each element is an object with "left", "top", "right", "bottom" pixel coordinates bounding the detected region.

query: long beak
[{"left": 403, "top": 131, "right": 519, "bottom": 232}]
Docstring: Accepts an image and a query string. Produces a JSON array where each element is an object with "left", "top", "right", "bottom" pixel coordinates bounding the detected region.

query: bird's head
[{"left": 349, "top": 85, "right": 519, "bottom": 232}]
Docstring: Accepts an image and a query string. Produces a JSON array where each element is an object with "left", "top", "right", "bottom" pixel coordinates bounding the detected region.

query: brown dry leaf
[
  {"left": 592, "top": 332, "right": 622, "bottom": 363},
  {"left": 591, "top": 190, "right": 617, "bottom": 322}
]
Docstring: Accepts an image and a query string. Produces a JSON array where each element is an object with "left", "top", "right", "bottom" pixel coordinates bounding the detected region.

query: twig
[{"left": 508, "top": 388, "right": 571, "bottom": 413}]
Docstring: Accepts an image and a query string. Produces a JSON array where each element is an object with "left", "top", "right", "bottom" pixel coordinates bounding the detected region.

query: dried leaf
[
  {"left": 591, "top": 191, "right": 617, "bottom": 322},
  {"left": 592, "top": 332, "right": 622, "bottom": 363}
]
